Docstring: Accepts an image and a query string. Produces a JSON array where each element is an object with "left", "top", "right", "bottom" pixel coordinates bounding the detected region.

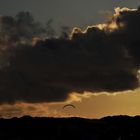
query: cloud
[
  {"left": 0, "top": 102, "right": 52, "bottom": 118},
  {"left": 0, "top": 11, "right": 45, "bottom": 44},
  {"left": 0, "top": 7, "right": 140, "bottom": 104},
  {"left": 0, "top": 102, "right": 69, "bottom": 118}
]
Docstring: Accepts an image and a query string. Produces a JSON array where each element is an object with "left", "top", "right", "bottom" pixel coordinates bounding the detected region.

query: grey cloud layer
[{"left": 0, "top": 7, "right": 140, "bottom": 104}]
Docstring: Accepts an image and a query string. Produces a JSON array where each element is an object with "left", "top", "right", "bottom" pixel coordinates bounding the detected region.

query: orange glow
[{"left": 1, "top": 89, "right": 140, "bottom": 118}]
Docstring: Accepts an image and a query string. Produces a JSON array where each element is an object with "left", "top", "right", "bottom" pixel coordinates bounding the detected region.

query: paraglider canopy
[{"left": 63, "top": 104, "right": 76, "bottom": 109}]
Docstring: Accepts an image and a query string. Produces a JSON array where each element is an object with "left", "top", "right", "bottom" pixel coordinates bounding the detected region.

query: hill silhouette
[{"left": 0, "top": 115, "right": 140, "bottom": 140}]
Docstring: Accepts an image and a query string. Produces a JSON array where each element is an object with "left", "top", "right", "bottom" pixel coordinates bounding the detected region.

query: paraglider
[
  {"left": 63, "top": 104, "right": 76, "bottom": 109},
  {"left": 62, "top": 104, "right": 77, "bottom": 117}
]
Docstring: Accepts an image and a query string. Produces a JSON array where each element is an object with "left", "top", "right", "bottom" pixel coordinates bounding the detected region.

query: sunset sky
[{"left": 0, "top": 0, "right": 140, "bottom": 119}]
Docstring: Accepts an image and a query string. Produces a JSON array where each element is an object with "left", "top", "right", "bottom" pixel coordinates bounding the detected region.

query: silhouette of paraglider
[
  {"left": 62, "top": 104, "right": 76, "bottom": 117},
  {"left": 63, "top": 104, "right": 76, "bottom": 109}
]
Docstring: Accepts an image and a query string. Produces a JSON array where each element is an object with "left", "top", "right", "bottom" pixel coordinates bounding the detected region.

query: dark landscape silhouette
[{"left": 0, "top": 115, "right": 140, "bottom": 140}]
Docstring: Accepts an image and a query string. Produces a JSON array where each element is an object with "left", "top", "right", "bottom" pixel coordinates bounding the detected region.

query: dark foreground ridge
[{"left": 0, "top": 115, "right": 140, "bottom": 140}]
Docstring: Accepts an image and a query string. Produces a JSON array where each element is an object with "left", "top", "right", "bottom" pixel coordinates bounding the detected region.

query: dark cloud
[
  {"left": 0, "top": 11, "right": 45, "bottom": 44},
  {"left": 0, "top": 7, "right": 140, "bottom": 104}
]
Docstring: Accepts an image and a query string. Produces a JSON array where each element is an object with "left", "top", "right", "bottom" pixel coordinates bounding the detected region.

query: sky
[
  {"left": 0, "top": 0, "right": 140, "bottom": 31},
  {"left": 0, "top": 0, "right": 140, "bottom": 119}
]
